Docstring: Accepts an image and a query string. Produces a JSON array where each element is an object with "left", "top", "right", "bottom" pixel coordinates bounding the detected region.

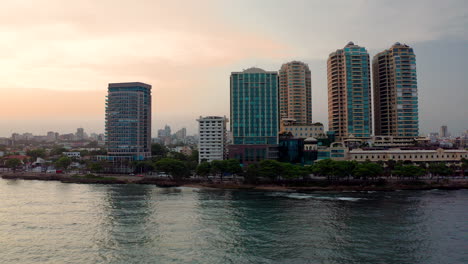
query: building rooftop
[{"left": 108, "top": 82, "right": 152, "bottom": 89}]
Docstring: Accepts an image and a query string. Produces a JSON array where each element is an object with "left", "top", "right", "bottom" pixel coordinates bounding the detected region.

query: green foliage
[
  {"left": 189, "top": 150, "right": 199, "bottom": 163},
  {"left": 87, "top": 162, "right": 104, "bottom": 173},
  {"left": 26, "top": 149, "right": 46, "bottom": 160},
  {"left": 168, "top": 151, "right": 188, "bottom": 161},
  {"left": 428, "top": 163, "right": 454, "bottom": 176},
  {"left": 5, "top": 158, "right": 21, "bottom": 171},
  {"left": 133, "top": 160, "right": 155, "bottom": 173},
  {"left": 210, "top": 160, "right": 227, "bottom": 176},
  {"left": 196, "top": 162, "right": 211, "bottom": 177},
  {"left": 392, "top": 165, "right": 426, "bottom": 178},
  {"left": 154, "top": 158, "right": 189, "bottom": 180},
  {"left": 55, "top": 156, "right": 72, "bottom": 170},
  {"left": 281, "top": 163, "right": 308, "bottom": 179},
  {"left": 353, "top": 162, "right": 383, "bottom": 179},
  {"left": 50, "top": 147, "right": 68, "bottom": 156},
  {"left": 245, "top": 163, "right": 260, "bottom": 182},
  {"left": 151, "top": 143, "right": 168, "bottom": 157},
  {"left": 257, "top": 160, "right": 284, "bottom": 180}
]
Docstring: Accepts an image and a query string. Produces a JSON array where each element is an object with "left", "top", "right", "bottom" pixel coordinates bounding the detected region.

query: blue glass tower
[
  {"left": 328, "top": 42, "right": 372, "bottom": 140},
  {"left": 230, "top": 68, "right": 279, "bottom": 145},
  {"left": 373, "top": 43, "right": 419, "bottom": 137},
  {"left": 105, "top": 82, "right": 152, "bottom": 161}
]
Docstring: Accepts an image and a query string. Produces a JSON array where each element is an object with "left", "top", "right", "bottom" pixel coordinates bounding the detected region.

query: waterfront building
[
  {"left": 105, "top": 82, "right": 152, "bottom": 161},
  {"left": 197, "top": 116, "right": 228, "bottom": 163},
  {"left": 327, "top": 42, "right": 372, "bottom": 140},
  {"left": 280, "top": 119, "right": 325, "bottom": 139},
  {"left": 279, "top": 61, "right": 312, "bottom": 124},
  {"left": 229, "top": 67, "right": 279, "bottom": 164},
  {"left": 373, "top": 43, "right": 418, "bottom": 137}
]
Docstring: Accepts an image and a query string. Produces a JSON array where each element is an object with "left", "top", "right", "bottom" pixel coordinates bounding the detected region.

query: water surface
[{"left": 0, "top": 179, "right": 466, "bottom": 263}]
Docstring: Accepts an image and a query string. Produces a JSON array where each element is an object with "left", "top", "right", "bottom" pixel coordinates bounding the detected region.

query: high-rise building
[
  {"left": 279, "top": 61, "right": 312, "bottom": 124},
  {"left": 440, "top": 125, "right": 448, "bottom": 138},
  {"left": 105, "top": 82, "right": 152, "bottom": 161},
  {"left": 174, "top": 128, "right": 187, "bottom": 141},
  {"left": 197, "top": 116, "right": 228, "bottom": 163},
  {"left": 229, "top": 67, "right": 279, "bottom": 164},
  {"left": 327, "top": 42, "right": 372, "bottom": 140},
  {"left": 373, "top": 43, "right": 418, "bottom": 137},
  {"left": 76, "top": 128, "right": 85, "bottom": 140}
]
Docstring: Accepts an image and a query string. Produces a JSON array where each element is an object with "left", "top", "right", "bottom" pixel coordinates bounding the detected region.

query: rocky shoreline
[{"left": 2, "top": 173, "right": 468, "bottom": 192}]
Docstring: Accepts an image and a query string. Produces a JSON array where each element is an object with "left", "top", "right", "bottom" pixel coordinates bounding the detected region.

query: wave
[{"left": 267, "top": 192, "right": 362, "bottom": 201}]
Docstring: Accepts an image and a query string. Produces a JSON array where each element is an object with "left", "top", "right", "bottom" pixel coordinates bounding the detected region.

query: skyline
[{"left": 0, "top": 0, "right": 467, "bottom": 136}]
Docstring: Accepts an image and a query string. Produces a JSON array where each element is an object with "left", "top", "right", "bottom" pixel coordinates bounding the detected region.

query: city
[
  {"left": 0, "top": 1, "right": 467, "bottom": 263},
  {"left": 1, "top": 43, "right": 467, "bottom": 181}
]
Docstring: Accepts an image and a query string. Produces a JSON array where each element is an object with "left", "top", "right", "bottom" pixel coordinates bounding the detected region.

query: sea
[{"left": 0, "top": 179, "right": 466, "bottom": 264}]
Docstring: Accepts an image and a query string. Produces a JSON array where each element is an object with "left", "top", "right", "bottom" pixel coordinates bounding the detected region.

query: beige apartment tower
[
  {"left": 279, "top": 61, "right": 312, "bottom": 124},
  {"left": 327, "top": 42, "right": 372, "bottom": 141}
]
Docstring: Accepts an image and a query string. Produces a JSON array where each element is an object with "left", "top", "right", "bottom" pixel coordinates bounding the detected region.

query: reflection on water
[{"left": 0, "top": 179, "right": 466, "bottom": 264}]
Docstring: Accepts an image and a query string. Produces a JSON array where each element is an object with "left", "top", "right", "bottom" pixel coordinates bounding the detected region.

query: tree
[
  {"left": 333, "top": 160, "right": 357, "bottom": 179},
  {"left": 226, "top": 159, "right": 242, "bottom": 175},
  {"left": 428, "top": 163, "right": 453, "bottom": 178},
  {"left": 5, "top": 158, "right": 21, "bottom": 172},
  {"left": 282, "top": 163, "right": 308, "bottom": 179},
  {"left": 133, "top": 160, "right": 155, "bottom": 173},
  {"left": 257, "top": 160, "right": 284, "bottom": 180},
  {"left": 196, "top": 162, "right": 211, "bottom": 177},
  {"left": 392, "top": 165, "right": 425, "bottom": 179},
  {"left": 311, "top": 159, "right": 335, "bottom": 179},
  {"left": 50, "top": 147, "right": 68, "bottom": 156},
  {"left": 87, "top": 162, "right": 104, "bottom": 173},
  {"left": 154, "top": 158, "right": 189, "bottom": 180},
  {"left": 55, "top": 156, "right": 72, "bottom": 170},
  {"left": 353, "top": 162, "right": 383, "bottom": 180},
  {"left": 210, "top": 160, "right": 228, "bottom": 178},
  {"left": 189, "top": 150, "right": 199, "bottom": 163},
  {"left": 245, "top": 163, "right": 260, "bottom": 183},
  {"left": 26, "top": 149, "right": 46, "bottom": 160},
  {"left": 151, "top": 143, "right": 168, "bottom": 157}
]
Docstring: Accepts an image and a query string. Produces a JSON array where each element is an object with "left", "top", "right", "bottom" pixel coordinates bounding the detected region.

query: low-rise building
[{"left": 197, "top": 116, "right": 228, "bottom": 163}]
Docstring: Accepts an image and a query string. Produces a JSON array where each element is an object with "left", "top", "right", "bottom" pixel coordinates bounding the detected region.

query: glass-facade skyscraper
[
  {"left": 327, "top": 42, "right": 372, "bottom": 140},
  {"left": 373, "top": 43, "right": 418, "bottom": 137},
  {"left": 105, "top": 82, "right": 152, "bottom": 161},
  {"left": 230, "top": 68, "right": 278, "bottom": 145}
]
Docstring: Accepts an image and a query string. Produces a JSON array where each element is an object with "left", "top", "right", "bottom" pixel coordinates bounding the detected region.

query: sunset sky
[{"left": 0, "top": 0, "right": 467, "bottom": 137}]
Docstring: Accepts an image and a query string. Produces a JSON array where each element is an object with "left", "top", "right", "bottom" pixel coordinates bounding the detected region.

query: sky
[{"left": 0, "top": 0, "right": 467, "bottom": 137}]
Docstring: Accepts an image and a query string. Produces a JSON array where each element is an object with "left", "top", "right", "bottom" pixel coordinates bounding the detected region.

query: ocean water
[{"left": 0, "top": 179, "right": 466, "bottom": 264}]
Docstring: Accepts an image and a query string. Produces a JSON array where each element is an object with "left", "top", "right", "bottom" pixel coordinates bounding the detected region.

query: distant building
[
  {"left": 62, "top": 152, "right": 81, "bottom": 158},
  {"left": 229, "top": 67, "right": 279, "bottom": 164},
  {"left": 174, "top": 128, "right": 187, "bottom": 141},
  {"left": 327, "top": 42, "right": 372, "bottom": 140},
  {"left": 280, "top": 119, "right": 325, "bottom": 138},
  {"left": 76, "top": 128, "right": 85, "bottom": 140},
  {"left": 440, "top": 125, "right": 448, "bottom": 138},
  {"left": 105, "top": 82, "right": 152, "bottom": 161},
  {"left": 197, "top": 116, "right": 228, "bottom": 163},
  {"left": 279, "top": 61, "right": 312, "bottom": 124},
  {"left": 373, "top": 43, "right": 418, "bottom": 137}
]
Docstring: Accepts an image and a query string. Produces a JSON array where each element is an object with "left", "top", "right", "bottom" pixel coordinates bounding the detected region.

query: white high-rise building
[{"left": 197, "top": 116, "right": 228, "bottom": 163}]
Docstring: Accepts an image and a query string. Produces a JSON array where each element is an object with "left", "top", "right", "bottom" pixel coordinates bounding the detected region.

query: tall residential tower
[
  {"left": 279, "top": 61, "right": 312, "bottom": 124},
  {"left": 105, "top": 82, "right": 152, "bottom": 161},
  {"left": 373, "top": 43, "right": 418, "bottom": 137},
  {"left": 327, "top": 42, "right": 372, "bottom": 140}
]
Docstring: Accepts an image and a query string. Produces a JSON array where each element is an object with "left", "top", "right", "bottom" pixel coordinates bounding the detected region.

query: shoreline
[{"left": 2, "top": 173, "right": 468, "bottom": 192}]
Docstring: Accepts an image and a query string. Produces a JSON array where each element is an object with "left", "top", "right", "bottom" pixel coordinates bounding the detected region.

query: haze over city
[{"left": 0, "top": 0, "right": 467, "bottom": 136}]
